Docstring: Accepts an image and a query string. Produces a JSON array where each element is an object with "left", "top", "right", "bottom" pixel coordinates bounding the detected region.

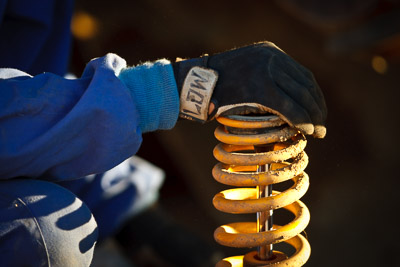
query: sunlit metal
[{"left": 212, "top": 115, "right": 311, "bottom": 266}]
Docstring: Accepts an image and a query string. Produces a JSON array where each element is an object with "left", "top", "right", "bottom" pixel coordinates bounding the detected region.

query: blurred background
[{"left": 69, "top": 0, "right": 400, "bottom": 266}]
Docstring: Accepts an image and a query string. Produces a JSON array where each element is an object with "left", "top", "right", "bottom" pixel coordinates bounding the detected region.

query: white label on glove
[{"left": 179, "top": 66, "right": 218, "bottom": 122}]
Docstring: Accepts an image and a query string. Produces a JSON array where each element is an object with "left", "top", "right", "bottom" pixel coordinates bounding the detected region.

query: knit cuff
[{"left": 118, "top": 59, "right": 179, "bottom": 133}]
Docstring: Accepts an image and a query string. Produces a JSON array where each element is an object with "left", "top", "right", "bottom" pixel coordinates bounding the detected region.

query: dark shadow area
[
  {"left": 56, "top": 202, "right": 92, "bottom": 230},
  {"left": 79, "top": 227, "right": 99, "bottom": 254}
]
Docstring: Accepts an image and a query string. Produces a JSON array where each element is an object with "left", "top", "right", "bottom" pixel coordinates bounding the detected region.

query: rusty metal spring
[{"left": 212, "top": 115, "right": 311, "bottom": 267}]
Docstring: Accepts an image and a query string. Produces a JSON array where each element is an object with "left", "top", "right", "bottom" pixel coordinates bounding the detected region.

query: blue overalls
[{"left": 0, "top": 1, "right": 179, "bottom": 266}]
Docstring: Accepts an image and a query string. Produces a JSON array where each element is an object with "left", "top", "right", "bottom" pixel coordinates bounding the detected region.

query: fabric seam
[{"left": 16, "top": 197, "right": 51, "bottom": 267}]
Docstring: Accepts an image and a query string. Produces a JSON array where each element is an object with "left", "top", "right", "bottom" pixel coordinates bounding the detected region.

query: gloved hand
[{"left": 172, "top": 41, "right": 327, "bottom": 138}]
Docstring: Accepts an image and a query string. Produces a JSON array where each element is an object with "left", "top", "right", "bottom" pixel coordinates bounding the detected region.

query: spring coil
[{"left": 212, "top": 115, "right": 311, "bottom": 267}]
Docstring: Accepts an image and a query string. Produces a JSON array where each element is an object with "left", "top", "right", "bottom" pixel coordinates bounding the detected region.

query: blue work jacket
[{"left": 0, "top": 0, "right": 179, "bottom": 181}]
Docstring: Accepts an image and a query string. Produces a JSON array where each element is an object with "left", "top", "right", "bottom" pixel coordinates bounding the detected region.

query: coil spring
[{"left": 212, "top": 115, "right": 311, "bottom": 267}]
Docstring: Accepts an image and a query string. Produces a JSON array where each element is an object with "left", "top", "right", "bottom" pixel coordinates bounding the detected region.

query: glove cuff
[
  {"left": 173, "top": 56, "right": 209, "bottom": 92},
  {"left": 173, "top": 56, "right": 218, "bottom": 122},
  {"left": 118, "top": 59, "right": 179, "bottom": 133},
  {"left": 179, "top": 66, "right": 218, "bottom": 122}
]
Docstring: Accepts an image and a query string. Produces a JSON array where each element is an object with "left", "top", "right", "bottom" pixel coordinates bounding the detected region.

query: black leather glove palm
[{"left": 173, "top": 41, "right": 327, "bottom": 138}]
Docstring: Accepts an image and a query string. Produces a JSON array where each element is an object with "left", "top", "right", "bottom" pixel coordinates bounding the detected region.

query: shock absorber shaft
[
  {"left": 256, "top": 146, "right": 273, "bottom": 261},
  {"left": 257, "top": 185, "right": 273, "bottom": 261}
]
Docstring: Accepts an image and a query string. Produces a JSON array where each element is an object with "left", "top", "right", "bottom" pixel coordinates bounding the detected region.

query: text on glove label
[{"left": 180, "top": 66, "right": 218, "bottom": 122}]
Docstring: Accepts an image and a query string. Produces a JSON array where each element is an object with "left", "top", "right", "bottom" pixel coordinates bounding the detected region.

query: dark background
[{"left": 70, "top": 1, "right": 400, "bottom": 266}]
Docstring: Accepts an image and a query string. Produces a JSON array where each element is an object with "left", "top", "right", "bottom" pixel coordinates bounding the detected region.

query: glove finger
[
  {"left": 307, "top": 75, "right": 327, "bottom": 125},
  {"left": 273, "top": 54, "right": 327, "bottom": 123},
  {"left": 217, "top": 105, "right": 267, "bottom": 117},
  {"left": 273, "top": 57, "right": 327, "bottom": 138},
  {"left": 264, "top": 97, "right": 315, "bottom": 136},
  {"left": 313, "top": 125, "right": 327, "bottom": 139},
  {"left": 255, "top": 72, "right": 315, "bottom": 135},
  {"left": 271, "top": 66, "right": 325, "bottom": 136},
  {"left": 212, "top": 73, "right": 314, "bottom": 135},
  {"left": 216, "top": 101, "right": 315, "bottom": 136}
]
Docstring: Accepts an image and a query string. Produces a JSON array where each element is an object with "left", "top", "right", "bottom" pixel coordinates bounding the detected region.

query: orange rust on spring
[{"left": 212, "top": 115, "right": 311, "bottom": 267}]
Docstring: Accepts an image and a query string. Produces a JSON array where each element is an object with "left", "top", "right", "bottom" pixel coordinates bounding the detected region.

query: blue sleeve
[
  {"left": 118, "top": 59, "right": 179, "bottom": 133},
  {"left": 0, "top": 54, "right": 178, "bottom": 181}
]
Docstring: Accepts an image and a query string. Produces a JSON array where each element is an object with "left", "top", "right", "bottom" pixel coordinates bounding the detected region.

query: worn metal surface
[
  {"left": 212, "top": 115, "right": 311, "bottom": 266},
  {"left": 215, "top": 234, "right": 311, "bottom": 267}
]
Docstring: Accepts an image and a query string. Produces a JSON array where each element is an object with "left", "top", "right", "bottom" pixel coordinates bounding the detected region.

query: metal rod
[{"left": 256, "top": 146, "right": 274, "bottom": 261}]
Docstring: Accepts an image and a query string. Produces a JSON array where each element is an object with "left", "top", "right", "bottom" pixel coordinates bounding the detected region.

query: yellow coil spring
[{"left": 212, "top": 115, "right": 311, "bottom": 267}]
